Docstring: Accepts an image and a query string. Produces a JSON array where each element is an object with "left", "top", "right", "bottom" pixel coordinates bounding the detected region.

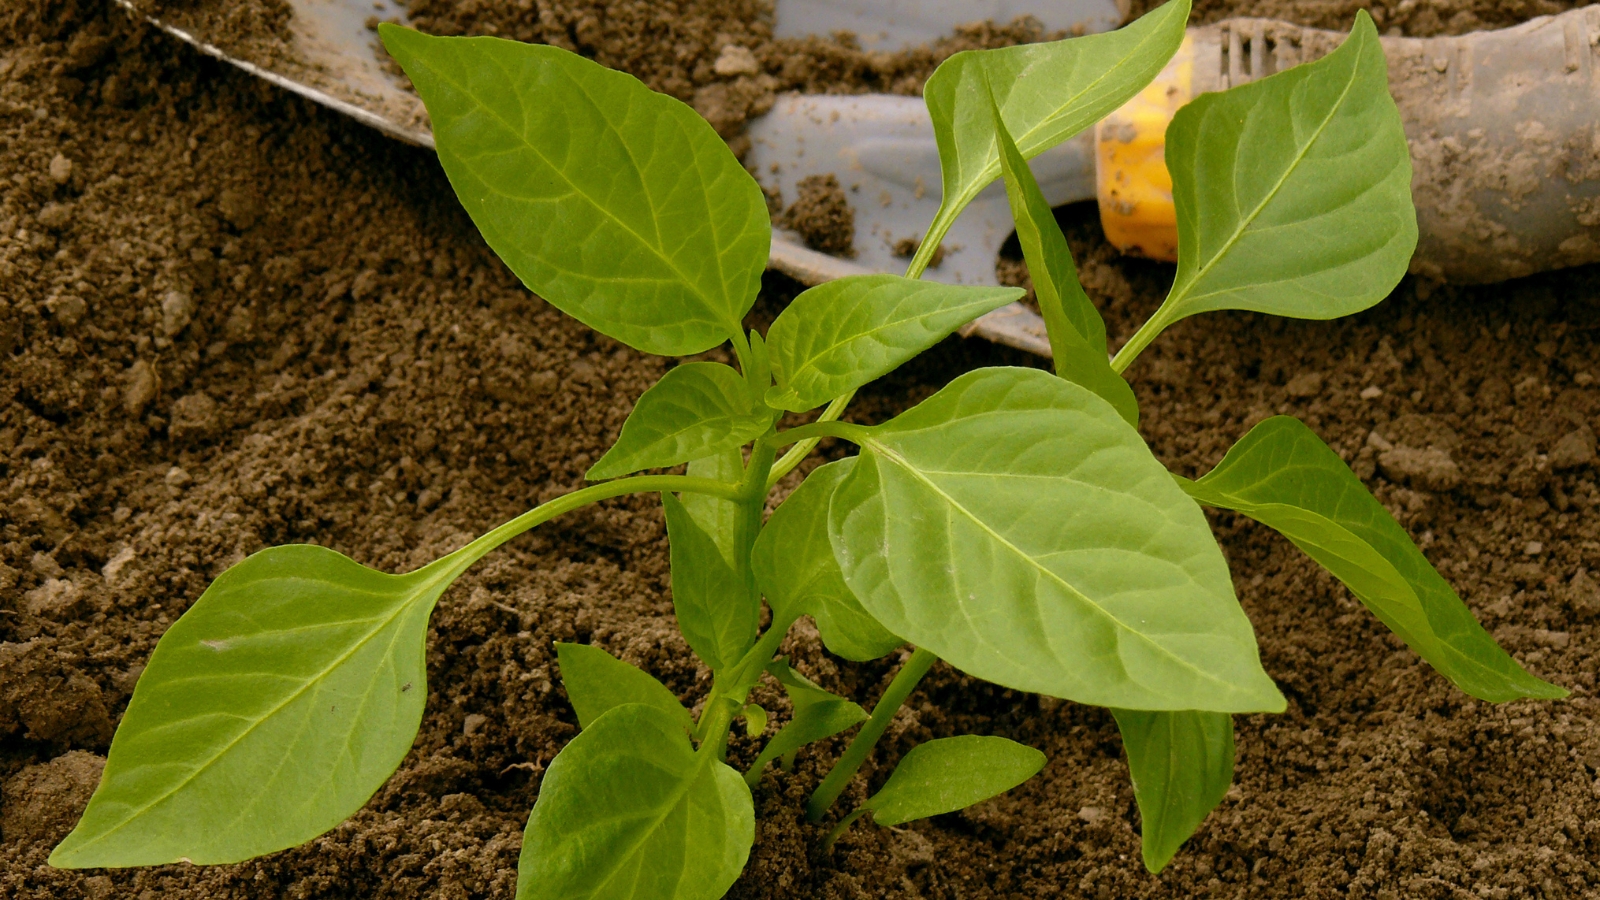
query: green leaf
[
  {"left": 829, "top": 367, "right": 1284, "bottom": 713},
  {"left": 51, "top": 545, "right": 460, "bottom": 867},
  {"left": 863, "top": 735, "right": 1045, "bottom": 826},
  {"left": 1182, "top": 416, "right": 1565, "bottom": 702},
  {"left": 984, "top": 80, "right": 1138, "bottom": 426},
  {"left": 1112, "top": 709, "right": 1233, "bottom": 873},
  {"left": 748, "top": 659, "right": 868, "bottom": 782},
  {"left": 765, "top": 276, "right": 1021, "bottom": 412},
  {"left": 588, "top": 363, "right": 773, "bottom": 481},
  {"left": 751, "top": 459, "right": 902, "bottom": 661},
  {"left": 663, "top": 492, "right": 758, "bottom": 672},
  {"left": 916, "top": 0, "right": 1190, "bottom": 265},
  {"left": 1158, "top": 11, "right": 1415, "bottom": 324},
  {"left": 555, "top": 642, "right": 692, "bottom": 731},
  {"left": 683, "top": 449, "right": 745, "bottom": 564},
  {"left": 518, "top": 703, "right": 753, "bottom": 900},
  {"left": 380, "top": 26, "right": 768, "bottom": 356}
]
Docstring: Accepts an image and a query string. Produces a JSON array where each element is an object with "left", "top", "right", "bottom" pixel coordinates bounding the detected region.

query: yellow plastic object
[{"left": 1095, "top": 36, "right": 1193, "bottom": 262}]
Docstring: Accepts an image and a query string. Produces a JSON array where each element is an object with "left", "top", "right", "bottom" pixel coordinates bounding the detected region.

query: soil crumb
[
  {"left": 3, "top": 1, "right": 1600, "bottom": 899},
  {"left": 783, "top": 173, "right": 855, "bottom": 256}
]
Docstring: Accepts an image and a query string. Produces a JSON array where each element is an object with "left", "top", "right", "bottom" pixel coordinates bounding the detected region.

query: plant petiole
[
  {"left": 766, "top": 391, "right": 855, "bottom": 489},
  {"left": 806, "top": 646, "right": 938, "bottom": 821},
  {"left": 440, "top": 474, "right": 743, "bottom": 578},
  {"left": 1108, "top": 304, "right": 1178, "bottom": 374},
  {"left": 770, "top": 419, "right": 871, "bottom": 450},
  {"left": 820, "top": 808, "right": 869, "bottom": 850}
]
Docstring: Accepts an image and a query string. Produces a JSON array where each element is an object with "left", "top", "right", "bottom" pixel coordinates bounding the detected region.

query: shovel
[{"left": 112, "top": 0, "right": 1600, "bottom": 357}]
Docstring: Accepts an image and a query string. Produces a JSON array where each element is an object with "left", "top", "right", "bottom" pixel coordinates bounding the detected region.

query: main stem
[{"left": 806, "top": 646, "right": 938, "bottom": 821}]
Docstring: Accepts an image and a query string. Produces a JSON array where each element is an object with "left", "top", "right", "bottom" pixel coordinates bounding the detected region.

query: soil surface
[{"left": 4, "top": 1, "right": 1600, "bottom": 899}]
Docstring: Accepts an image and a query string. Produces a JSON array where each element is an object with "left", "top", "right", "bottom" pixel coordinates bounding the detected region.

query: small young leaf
[
  {"left": 984, "top": 80, "right": 1138, "bottom": 426},
  {"left": 518, "top": 703, "right": 754, "bottom": 900},
  {"left": 1112, "top": 709, "right": 1233, "bottom": 873},
  {"left": 588, "top": 363, "right": 774, "bottom": 481},
  {"left": 555, "top": 642, "right": 692, "bottom": 731},
  {"left": 664, "top": 492, "right": 758, "bottom": 672},
  {"left": 380, "top": 26, "right": 769, "bottom": 357},
  {"left": 1158, "top": 11, "right": 1415, "bottom": 325},
  {"left": 829, "top": 367, "right": 1284, "bottom": 713},
  {"left": 751, "top": 459, "right": 902, "bottom": 661},
  {"left": 51, "top": 545, "right": 459, "bottom": 867},
  {"left": 764, "top": 275, "right": 1022, "bottom": 412},
  {"left": 1183, "top": 416, "right": 1565, "bottom": 702},
  {"left": 747, "top": 659, "right": 868, "bottom": 784},
  {"left": 742, "top": 703, "right": 768, "bottom": 736},
  {"left": 917, "top": 0, "right": 1190, "bottom": 264},
  {"left": 863, "top": 735, "right": 1045, "bottom": 826}
]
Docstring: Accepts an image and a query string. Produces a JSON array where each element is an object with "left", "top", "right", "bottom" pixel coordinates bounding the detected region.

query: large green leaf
[
  {"left": 588, "top": 363, "right": 772, "bottom": 481},
  {"left": 764, "top": 276, "right": 1021, "bottom": 413},
  {"left": 663, "top": 492, "right": 757, "bottom": 672},
  {"left": 1157, "top": 11, "right": 1415, "bottom": 324},
  {"left": 746, "top": 659, "right": 868, "bottom": 784},
  {"left": 1182, "top": 416, "right": 1565, "bottom": 702},
  {"left": 864, "top": 735, "right": 1045, "bottom": 826},
  {"left": 985, "top": 82, "right": 1138, "bottom": 426},
  {"left": 380, "top": 26, "right": 768, "bottom": 356},
  {"left": 915, "top": 0, "right": 1190, "bottom": 267},
  {"left": 829, "top": 367, "right": 1283, "bottom": 713},
  {"left": 555, "top": 642, "right": 692, "bottom": 731},
  {"left": 518, "top": 703, "right": 753, "bottom": 900},
  {"left": 51, "top": 545, "right": 460, "bottom": 867},
  {"left": 751, "top": 459, "right": 901, "bottom": 662},
  {"left": 1112, "top": 709, "right": 1233, "bottom": 873}
]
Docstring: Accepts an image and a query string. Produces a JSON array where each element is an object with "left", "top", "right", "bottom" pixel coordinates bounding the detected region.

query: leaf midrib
[
  {"left": 63, "top": 565, "right": 453, "bottom": 858},
  {"left": 1164, "top": 38, "right": 1368, "bottom": 313},
  {"left": 865, "top": 437, "right": 1251, "bottom": 701}
]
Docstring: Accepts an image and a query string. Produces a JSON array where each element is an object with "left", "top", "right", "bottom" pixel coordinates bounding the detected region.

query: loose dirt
[{"left": 3, "top": 1, "right": 1600, "bottom": 899}]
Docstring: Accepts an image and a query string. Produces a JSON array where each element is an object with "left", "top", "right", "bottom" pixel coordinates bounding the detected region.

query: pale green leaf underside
[
  {"left": 920, "top": 0, "right": 1190, "bottom": 244},
  {"left": 518, "top": 703, "right": 753, "bottom": 900},
  {"left": 765, "top": 275, "right": 1021, "bottom": 413},
  {"left": 381, "top": 26, "right": 768, "bottom": 356},
  {"left": 588, "top": 363, "right": 771, "bottom": 480},
  {"left": 52, "top": 545, "right": 453, "bottom": 867},
  {"left": 1112, "top": 709, "right": 1233, "bottom": 873},
  {"left": 751, "top": 459, "right": 902, "bottom": 662},
  {"left": 866, "top": 735, "right": 1045, "bottom": 826},
  {"left": 555, "top": 642, "right": 693, "bottom": 731},
  {"left": 664, "top": 491, "right": 757, "bottom": 672},
  {"left": 1183, "top": 416, "right": 1564, "bottom": 702},
  {"left": 830, "top": 367, "right": 1283, "bottom": 713},
  {"left": 1161, "top": 10, "right": 1416, "bottom": 323},
  {"left": 986, "top": 84, "right": 1138, "bottom": 426}
]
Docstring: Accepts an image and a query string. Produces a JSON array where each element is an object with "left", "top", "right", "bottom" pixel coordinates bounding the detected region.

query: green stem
[
  {"left": 771, "top": 419, "right": 870, "bottom": 448},
  {"left": 436, "top": 475, "right": 741, "bottom": 578},
  {"left": 821, "top": 808, "right": 869, "bottom": 849},
  {"left": 1109, "top": 304, "right": 1177, "bottom": 375},
  {"left": 699, "top": 612, "right": 800, "bottom": 756},
  {"left": 766, "top": 391, "right": 854, "bottom": 489},
  {"left": 806, "top": 646, "right": 937, "bottom": 822}
]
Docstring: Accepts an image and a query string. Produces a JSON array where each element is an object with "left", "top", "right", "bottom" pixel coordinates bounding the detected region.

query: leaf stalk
[{"left": 806, "top": 646, "right": 938, "bottom": 821}]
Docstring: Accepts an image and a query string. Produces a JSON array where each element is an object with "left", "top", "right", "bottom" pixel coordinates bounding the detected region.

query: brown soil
[
  {"left": 4, "top": 2, "right": 1600, "bottom": 900},
  {"left": 783, "top": 174, "right": 856, "bottom": 256},
  {"left": 1124, "top": 0, "right": 1590, "bottom": 34}
]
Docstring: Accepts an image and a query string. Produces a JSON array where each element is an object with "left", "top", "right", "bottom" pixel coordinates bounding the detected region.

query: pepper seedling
[{"left": 52, "top": 1, "right": 1564, "bottom": 892}]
